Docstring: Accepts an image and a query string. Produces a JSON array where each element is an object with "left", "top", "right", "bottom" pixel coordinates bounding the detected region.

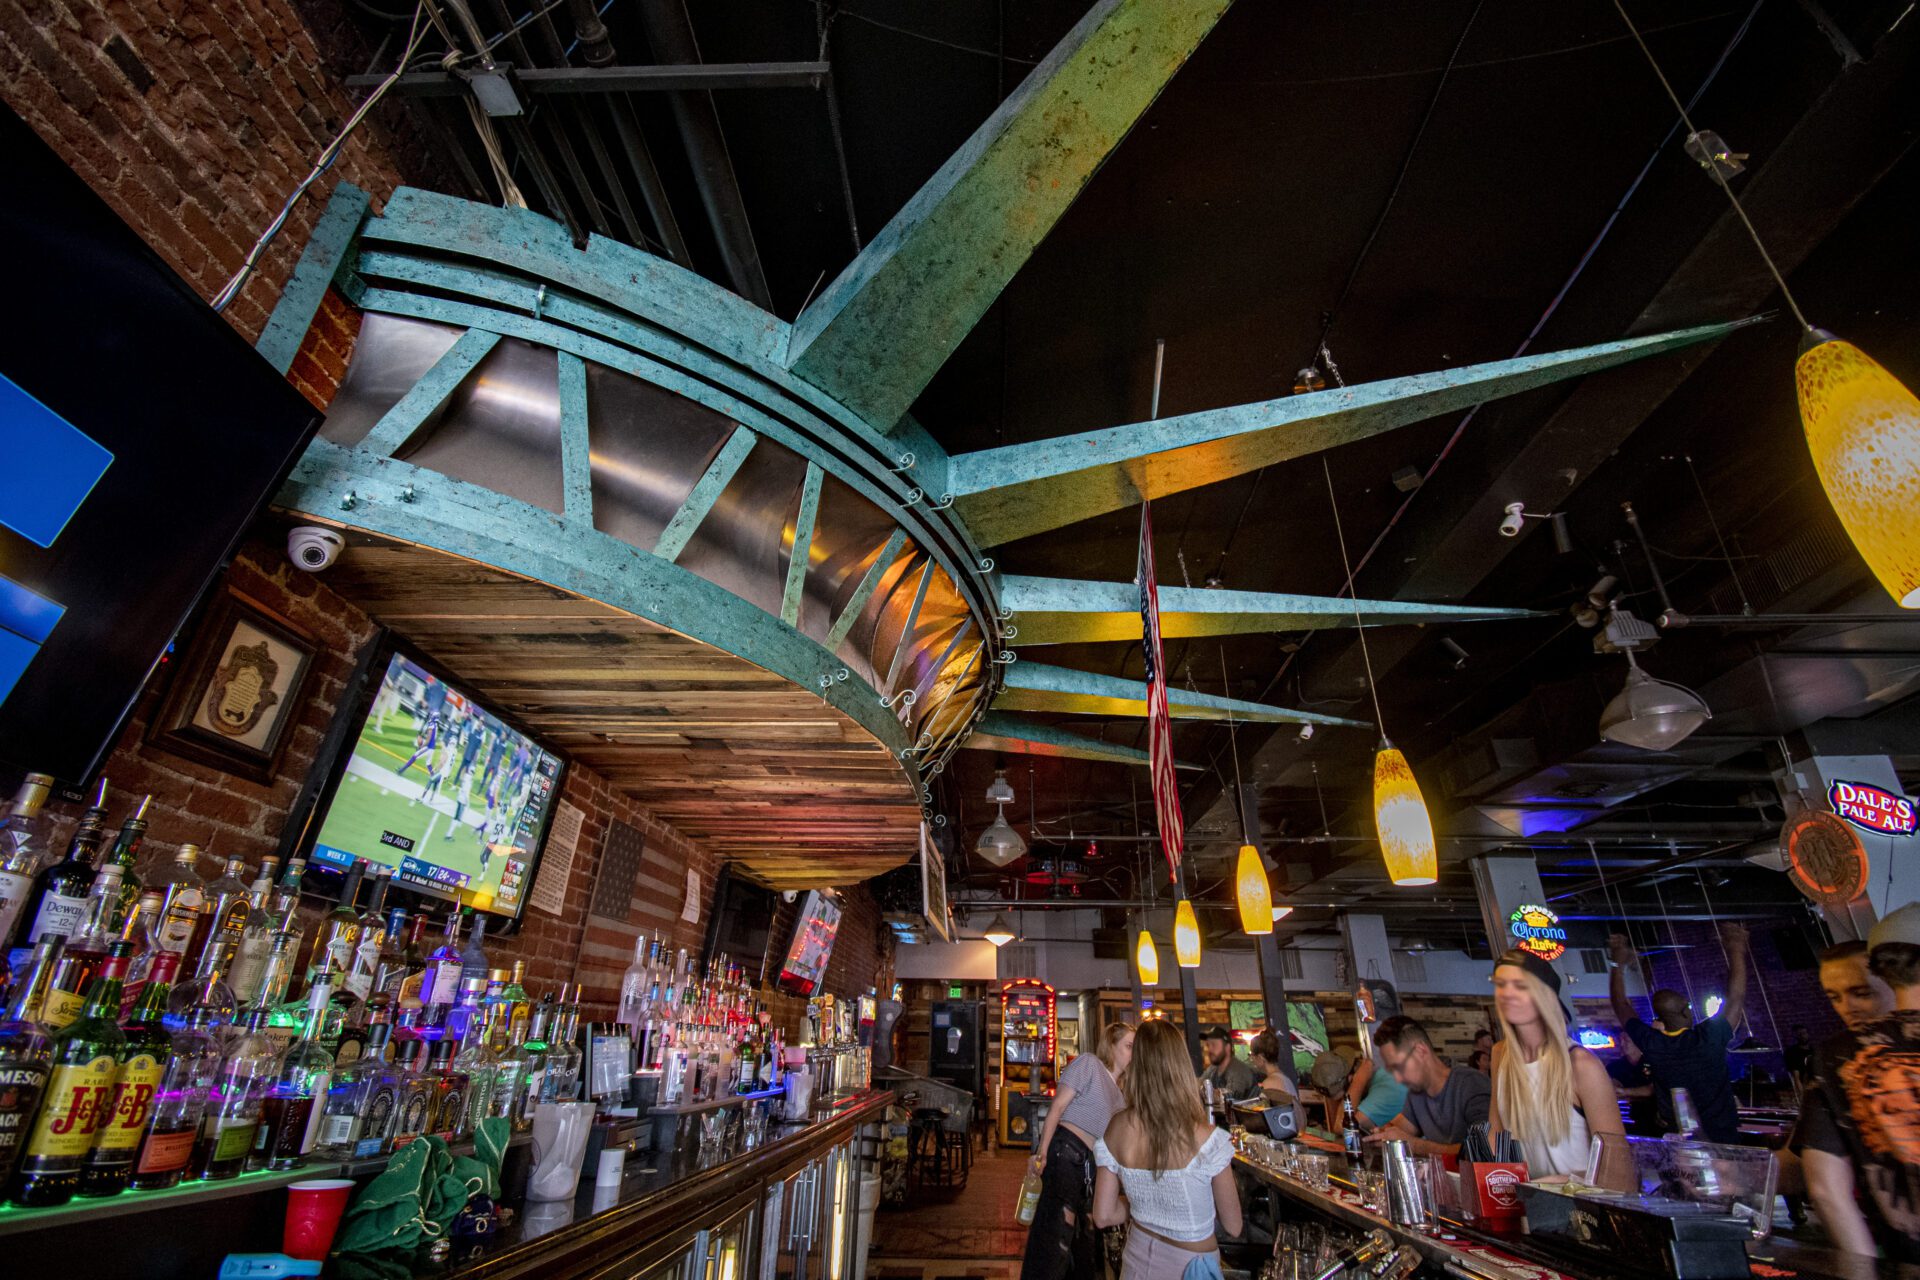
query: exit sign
[{"left": 948, "top": 984, "right": 964, "bottom": 998}]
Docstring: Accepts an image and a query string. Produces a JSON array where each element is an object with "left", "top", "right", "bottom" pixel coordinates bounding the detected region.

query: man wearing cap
[
  {"left": 1607, "top": 924, "right": 1748, "bottom": 1144},
  {"left": 1198, "top": 1024, "right": 1258, "bottom": 1101},
  {"left": 1802, "top": 902, "right": 1920, "bottom": 1261}
]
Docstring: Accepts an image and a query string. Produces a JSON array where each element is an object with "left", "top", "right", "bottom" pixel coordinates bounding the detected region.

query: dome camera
[
  {"left": 1498, "top": 503, "right": 1526, "bottom": 538},
  {"left": 288, "top": 526, "right": 346, "bottom": 572}
]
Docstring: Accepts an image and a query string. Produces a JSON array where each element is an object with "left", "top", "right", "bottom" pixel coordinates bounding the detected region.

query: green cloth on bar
[{"left": 333, "top": 1118, "right": 511, "bottom": 1258}]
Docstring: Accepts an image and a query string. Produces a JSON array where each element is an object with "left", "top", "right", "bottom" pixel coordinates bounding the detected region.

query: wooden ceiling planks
[{"left": 322, "top": 535, "right": 921, "bottom": 890}]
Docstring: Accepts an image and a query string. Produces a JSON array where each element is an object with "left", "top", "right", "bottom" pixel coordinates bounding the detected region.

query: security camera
[
  {"left": 1499, "top": 503, "right": 1527, "bottom": 538},
  {"left": 288, "top": 526, "right": 345, "bottom": 572},
  {"left": 782, "top": 889, "right": 798, "bottom": 904}
]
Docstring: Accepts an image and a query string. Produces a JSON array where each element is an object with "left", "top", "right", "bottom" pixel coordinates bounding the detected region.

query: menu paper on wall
[
  {"left": 683, "top": 868, "right": 700, "bottom": 922},
  {"left": 528, "top": 800, "right": 584, "bottom": 917}
]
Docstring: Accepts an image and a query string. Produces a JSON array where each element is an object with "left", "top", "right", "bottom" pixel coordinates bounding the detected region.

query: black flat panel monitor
[
  {"left": 777, "top": 890, "right": 842, "bottom": 997},
  {"left": 296, "top": 641, "right": 566, "bottom": 924},
  {"left": 703, "top": 865, "right": 776, "bottom": 983},
  {"left": 0, "top": 106, "right": 320, "bottom": 782}
]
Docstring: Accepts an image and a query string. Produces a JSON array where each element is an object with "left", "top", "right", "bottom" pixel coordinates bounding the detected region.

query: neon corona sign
[
  {"left": 1508, "top": 903, "right": 1568, "bottom": 963},
  {"left": 1829, "top": 780, "right": 1918, "bottom": 837}
]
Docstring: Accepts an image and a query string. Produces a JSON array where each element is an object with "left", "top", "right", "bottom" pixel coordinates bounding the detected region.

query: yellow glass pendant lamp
[
  {"left": 1796, "top": 336, "right": 1920, "bottom": 608},
  {"left": 1235, "top": 844, "right": 1273, "bottom": 935},
  {"left": 1374, "top": 745, "right": 1438, "bottom": 887},
  {"left": 1174, "top": 898, "right": 1202, "bottom": 968},
  {"left": 1135, "top": 928, "right": 1160, "bottom": 986}
]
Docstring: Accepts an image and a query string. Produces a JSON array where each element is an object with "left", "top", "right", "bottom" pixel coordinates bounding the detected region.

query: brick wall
[{"left": 0, "top": 0, "right": 442, "bottom": 401}]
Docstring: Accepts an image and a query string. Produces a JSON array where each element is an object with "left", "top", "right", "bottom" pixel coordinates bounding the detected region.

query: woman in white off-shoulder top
[{"left": 1092, "top": 1021, "right": 1242, "bottom": 1280}]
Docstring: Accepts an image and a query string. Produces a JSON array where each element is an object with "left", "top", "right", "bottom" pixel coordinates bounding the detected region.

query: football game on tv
[{"left": 308, "top": 651, "right": 563, "bottom": 917}]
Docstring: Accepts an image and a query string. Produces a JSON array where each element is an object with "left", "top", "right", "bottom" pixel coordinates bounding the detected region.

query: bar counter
[
  {"left": 1233, "top": 1149, "right": 1920, "bottom": 1280},
  {"left": 13, "top": 1089, "right": 890, "bottom": 1280}
]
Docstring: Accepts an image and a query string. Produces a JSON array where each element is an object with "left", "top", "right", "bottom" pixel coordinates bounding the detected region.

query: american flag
[{"left": 1138, "top": 500, "right": 1183, "bottom": 880}]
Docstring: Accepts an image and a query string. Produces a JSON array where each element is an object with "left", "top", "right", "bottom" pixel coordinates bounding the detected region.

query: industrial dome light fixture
[
  {"left": 974, "top": 804, "right": 1027, "bottom": 867},
  {"left": 1598, "top": 650, "right": 1712, "bottom": 751},
  {"left": 981, "top": 913, "right": 1017, "bottom": 947}
]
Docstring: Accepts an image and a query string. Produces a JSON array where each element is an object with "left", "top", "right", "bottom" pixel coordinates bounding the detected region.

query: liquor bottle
[
  {"left": 79, "top": 943, "right": 173, "bottom": 1195},
  {"left": 187, "top": 855, "right": 252, "bottom": 971},
  {"left": 391, "top": 914, "right": 431, "bottom": 1019},
  {"left": 502, "top": 960, "right": 532, "bottom": 1048},
  {"left": 250, "top": 923, "right": 303, "bottom": 1056},
  {"left": 484, "top": 1001, "right": 529, "bottom": 1125},
  {"left": 224, "top": 863, "right": 279, "bottom": 1006},
  {"left": 165, "top": 933, "right": 236, "bottom": 1036},
  {"left": 618, "top": 935, "right": 650, "bottom": 1035},
  {"left": 516, "top": 1000, "right": 553, "bottom": 1126},
  {"left": 390, "top": 1038, "right": 434, "bottom": 1149},
  {"left": 450, "top": 1007, "right": 497, "bottom": 1137},
  {"left": 193, "top": 1004, "right": 278, "bottom": 1181},
  {"left": 423, "top": 910, "right": 465, "bottom": 1015},
  {"left": 313, "top": 1005, "right": 400, "bottom": 1161},
  {"left": 1342, "top": 1098, "right": 1363, "bottom": 1161},
  {"left": 40, "top": 865, "right": 127, "bottom": 1030},
  {"left": 0, "top": 938, "right": 63, "bottom": 1191},
  {"left": 103, "top": 796, "right": 153, "bottom": 933},
  {"left": 146, "top": 843, "right": 209, "bottom": 956},
  {"left": 130, "top": 987, "right": 224, "bottom": 1190},
  {"left": 269, "top": 857, "right": 308, "bottom": 923},
  {"left": 458, "top": 909, "right": 490, "bottom": 987},
  {"left": 424, "top": 1037, "right": 470, "bottom": 1140},
  {"left": 256, "top": 977, "right": 335, "bottom": 1170},
  {"left": 555, "top": 984, "right": 584, "bottom": 1101},
  {"left": 445, "top": 977, "right": 488, "bottom": 1046},
  {"left": 6, "top": 940, "right": 131, "bottom": 1206},
  {"left": 346, "top": 870, "right": 394, "bottom": 1003},
  {"left": 116, "top": 900, "right": 160, "bottom": 1020},
  {"left": 480, "top": 969, "right": 511, "bottom": 1052},
  {"left": 21, "top": 779, "right": 111, "bottom": 948},
  {"left": 0, "top": 774, "right": 56, "bottom": 953},
  {"left": 313, "top": 858, "right": 365, "bottom": 983}
]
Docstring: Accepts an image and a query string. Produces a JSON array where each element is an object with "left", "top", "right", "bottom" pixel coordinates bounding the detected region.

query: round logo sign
[
  {"left": 1507, "top": 904, "right": 1568, "bottom": 963},
  {"left": 1784, "top": 809, "right": 1869, "bottom": 908}
]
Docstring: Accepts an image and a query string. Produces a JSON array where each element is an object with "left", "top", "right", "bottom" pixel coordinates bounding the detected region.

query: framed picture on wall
[{"left": 147, "top": 586, "right": 318, "bottom": 783}]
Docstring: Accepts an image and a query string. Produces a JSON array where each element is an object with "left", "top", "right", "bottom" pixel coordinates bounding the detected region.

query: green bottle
[{"left": 5, "top": 941, "right": 132, "bottom": 1206}]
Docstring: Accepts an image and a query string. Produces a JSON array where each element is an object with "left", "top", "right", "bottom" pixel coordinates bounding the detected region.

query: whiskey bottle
[
  {"left": 258, "top": 977, "right": 335, "bottom": 1170},
  {"left": 20, "top": 780, "right": 111, "bottom": 948},
  {"left": 224, "top": 864, "right": 278, "bottom": 1005},
  {"left": 129, "top": 988, "right": 222, "bottom": 1190},
  {"left": 40, "top": 865, "right": 126, "bottom": 1030},
  {"left": 0, "top": 937, "right": 63, "bottom": 1191},
  {"left": 313, "top": 858, "right": 365, "bottom": 985},
  {"left": 195, "top": 1004, "right": 277, "bottom": 1180},
  {"left": 78, "top": 943, "right": 173, "bottom": 1195},
  {"left": 187, "top": 855, "right": 252, "bottom": 972},
  {"left": 6, "top": 940, "right": 131, "bottom": 1206},
  {"left": 147, "top": 843, "right": 209, "bottom": 956}
]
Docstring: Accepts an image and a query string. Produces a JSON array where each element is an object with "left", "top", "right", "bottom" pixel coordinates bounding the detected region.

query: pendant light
[
  {"left": 1612, "top": 1, "right": 1920, "bottom": 609},
  {"left": 1797, "top": 335, "right": 1920, "bottom": 607},
  {"left": 1173, "top": 897, "right": 1202, "bottom": 968},
  {"left": 982, "top": 913, "right": 1016, "bottom": 947},
  {"left": 1373, "top": 746, "right": 1438, "bottom": 886},
  {"left": 1324, "top": 458, "right": 1440, "bottom": 888},
  {"left": 1235, "top": 844, "right": 1274, "bottom": 935},
  {"left": 1135, "top": 928, "right": 1160, "bottom": 986},
  {"left": 1598, "top": 650, "right": 1712, "bottom": 751}
]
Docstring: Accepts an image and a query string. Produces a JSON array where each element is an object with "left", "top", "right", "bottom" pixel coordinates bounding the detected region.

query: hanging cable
[
  {"left": 1322, "top": 457, "right": 1387, "bottom": 732},
  {"left": 211, "top": 2, "right": 432, "bottom": 312}
]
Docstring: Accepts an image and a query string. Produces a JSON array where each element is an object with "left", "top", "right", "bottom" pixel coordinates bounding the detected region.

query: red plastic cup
[{"left": 284, "top": 1178, "right": 356, "bottom": 1261}]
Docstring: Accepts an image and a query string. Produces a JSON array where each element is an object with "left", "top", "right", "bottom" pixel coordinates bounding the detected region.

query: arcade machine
[{"left": 997, "top": 978, "right": 1058, "bottom": 1147}]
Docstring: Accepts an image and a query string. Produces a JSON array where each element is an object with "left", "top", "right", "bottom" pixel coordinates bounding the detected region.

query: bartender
[{"left": 1199, "top": 1024, "right": 1258, "bottom": 1101}]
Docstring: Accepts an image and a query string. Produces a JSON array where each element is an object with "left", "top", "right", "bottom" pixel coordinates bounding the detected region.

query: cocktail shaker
[{"left": 1381, "top": 1139, "right": 1427, "bottom": 1227}]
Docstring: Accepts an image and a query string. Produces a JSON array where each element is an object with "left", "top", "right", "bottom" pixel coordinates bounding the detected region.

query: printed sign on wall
[{"left": 1829, "top": 780, "right": 1917, "bottom": 837}]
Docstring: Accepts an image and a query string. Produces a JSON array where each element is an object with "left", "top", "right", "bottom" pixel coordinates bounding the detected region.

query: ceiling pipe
[
  {"left": 636, "top": 0, "right": 775, "bottom": 309},
  {"left": 1545, "top": 840, "right": 1753, "bottom": 903}
]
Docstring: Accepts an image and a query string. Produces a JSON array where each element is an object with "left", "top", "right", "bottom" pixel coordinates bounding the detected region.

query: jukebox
[{"left": 996, "top": 978, "right": 1058, "bottom": 1147}]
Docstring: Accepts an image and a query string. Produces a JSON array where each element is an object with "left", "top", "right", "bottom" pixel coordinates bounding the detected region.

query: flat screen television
[
  {"left": 702, "top": 866, "right": 775, "bottom": 983},
  {"left": 0, "top": 107, "right": 320, "bottom": 782},
  {"left": 295, "top": 642, "right": 566, "bottom": 923},
  {"left": 777, "top": 889, "right": 843, "bottom": 997}
]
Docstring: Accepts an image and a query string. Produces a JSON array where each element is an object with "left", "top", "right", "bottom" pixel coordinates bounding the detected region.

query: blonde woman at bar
[
  {"left": 1093, "top": 1020, "right": 1241, "bottom": 1280},
  {"left": 1486, "top": 948, "right": 1625, "bottom": 1182}
]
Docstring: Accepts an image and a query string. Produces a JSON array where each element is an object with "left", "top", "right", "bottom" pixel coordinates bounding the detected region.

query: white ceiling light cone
[{"left": 1599, "top": 651, "right": 1711, "bottom": 751}]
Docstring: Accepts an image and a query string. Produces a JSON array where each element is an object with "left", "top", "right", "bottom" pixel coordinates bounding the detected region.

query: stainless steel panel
[
  {"left": 797, "top": 474, "right": 905, "bottom": 650},
  {"left": 320, "top": 312, "right": 462, "bottom": 447},
  {"left": 399, "top": 337, "right": 565, "bottom": 513},
  {"left": 585, "top": 360, "right": 736, "bottom": 553},
  {"left": 674, "top": 439, "right": 809, "bottom": 619}
]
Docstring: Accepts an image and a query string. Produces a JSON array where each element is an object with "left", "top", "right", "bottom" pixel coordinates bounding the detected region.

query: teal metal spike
[
  {"left": 1000, "top": 575, "right": 1542, "bottom": 645},
  {"left": 994, "top": 661, "right": 1369, "bottom": 728},
  {"left": 949, "top": 321, "right": 1754, "bottom": 546},
  {"left": 556, "top": 350, "right": 593, "bottom": 522},
  {"left": 965, "top": 712, "right": 1203, "bottom": 770},
  {"left": 654, "top": 425, "right": 757, "bottom": 562},
  {"left": 257, "top": 181, "right": 368, "bottom": 374},
  {"left": 784, "top": 0, "right": 1235, "bottom": 431},
  {"left": 360, "top": 328, "right": 501, "bottom": 459}
]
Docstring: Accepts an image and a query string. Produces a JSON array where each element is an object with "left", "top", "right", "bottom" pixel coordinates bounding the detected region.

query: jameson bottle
[
  {"left": 0, "top": 938, "right": 63, "bottom": 1191},
  {"left": 104, "top": 795, "right": 153, "bottom": 932},
  {"left": 6, "top": 940, "right": 132, "bottom": 1206},
  {"left": 78, "top": 945, "right": 174, "bottom": 1195},
  {"left": 22, "top": 779, "right": 112, "bottom": 947},
  {"left": 0, "top": 774, "right": 55, "bottom": 953}
]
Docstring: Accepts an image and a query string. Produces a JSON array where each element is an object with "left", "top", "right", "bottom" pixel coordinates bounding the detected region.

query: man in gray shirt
[{"left": 1365, "top": 1015, "right": 1491, "bottom": 1158}]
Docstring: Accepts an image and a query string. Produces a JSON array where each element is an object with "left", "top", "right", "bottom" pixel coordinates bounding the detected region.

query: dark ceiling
[{"left": 331, "top": 0, "right": 1920, "bottom": 941}]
